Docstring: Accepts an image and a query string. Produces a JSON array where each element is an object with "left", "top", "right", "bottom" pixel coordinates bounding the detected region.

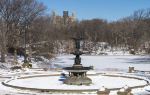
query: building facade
[{"left": 51, "top": 11, "right": 76, "bottom": 27}]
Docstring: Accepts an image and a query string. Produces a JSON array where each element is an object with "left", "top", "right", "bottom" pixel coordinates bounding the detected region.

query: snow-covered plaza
[{"left": 0, "top": 55, "right": 150, "bottom": 95}]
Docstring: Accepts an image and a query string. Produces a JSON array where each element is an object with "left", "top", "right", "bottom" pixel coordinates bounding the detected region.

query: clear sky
[{"left": 38, "top": 0, "right": 150, "bottom": 21}]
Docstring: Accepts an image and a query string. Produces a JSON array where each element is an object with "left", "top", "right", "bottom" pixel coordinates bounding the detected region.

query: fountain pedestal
[{"left": 63, "top": 38, "right": 92, "bottom": 85}]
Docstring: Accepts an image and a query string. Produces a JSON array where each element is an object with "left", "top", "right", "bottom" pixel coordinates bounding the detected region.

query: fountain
[{"left": 63, "top": 37, "right": 92, "bottom": 85}]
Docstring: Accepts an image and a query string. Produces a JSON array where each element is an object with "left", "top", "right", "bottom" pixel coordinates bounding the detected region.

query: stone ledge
[{"left": 1, "top": 74, "right": 149, "bottom": 93}]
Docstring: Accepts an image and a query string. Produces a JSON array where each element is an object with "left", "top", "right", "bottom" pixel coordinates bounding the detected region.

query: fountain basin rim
[
  {"left": 64, "top": 67, "right": 91, "bottom": 70},
  {"left": 64, "top": 70, "right": 90, "bottom": 72},
  {"left": 2, "top": 73, "right": 149, "bottom": 93}
]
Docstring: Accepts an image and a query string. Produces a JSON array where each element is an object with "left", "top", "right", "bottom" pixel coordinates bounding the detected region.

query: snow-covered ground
[
  {"left": 6, "top": 75, "right": 147, "bottom": 90},
  {"left": 54, "top": 55, "right": 150, "bottom": 71},
  {"left": 0, "top": 55, "right": 150, "bottom": 95}
]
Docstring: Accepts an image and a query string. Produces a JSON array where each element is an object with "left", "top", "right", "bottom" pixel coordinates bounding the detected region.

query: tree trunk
[
  {"left": 0, "top": 38, "right": 6, "bottom": 63},
  {"left": 14, "top": 49, "right": 17, "bottom": 64},
  {"left": 1, "top": 50, "right": 5, "bottom": 63}
]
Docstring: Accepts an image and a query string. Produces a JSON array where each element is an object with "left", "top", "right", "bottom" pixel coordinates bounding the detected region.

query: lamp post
[
  {"left": 22, "top": 22, "right": 32, "bottom": 68},
  {"left": 24, "top": 25, "right": 28, "bottom": 63}
]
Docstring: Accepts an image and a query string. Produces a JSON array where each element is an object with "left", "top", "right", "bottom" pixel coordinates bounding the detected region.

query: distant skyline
[{"left": 38, "top": 0, "right": 150, "bottom": 21}]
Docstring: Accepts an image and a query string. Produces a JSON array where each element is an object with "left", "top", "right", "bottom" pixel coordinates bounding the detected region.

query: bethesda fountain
[{"left": 63, "top": 37, "right": 92, "bottom": 85}]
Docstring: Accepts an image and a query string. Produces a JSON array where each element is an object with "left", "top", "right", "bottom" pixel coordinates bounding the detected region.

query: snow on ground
[
  {"left": 0, "top": 55, "right": 150, "bottom": 95},
  {"left": 54, "top": 55, "right": 150, "bottom": 71},
  {"left": 6, "top": 75, "right": 147, "bottom": 90}
]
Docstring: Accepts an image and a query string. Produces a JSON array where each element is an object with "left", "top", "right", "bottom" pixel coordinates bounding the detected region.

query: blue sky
[{"left": 38, "top": 0, "right": 150, "bottom": 21}]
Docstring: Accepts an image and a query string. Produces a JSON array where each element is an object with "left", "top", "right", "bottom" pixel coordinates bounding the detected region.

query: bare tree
[{"left": 0, "top": 0, "right": 46, "bottom": 63}]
